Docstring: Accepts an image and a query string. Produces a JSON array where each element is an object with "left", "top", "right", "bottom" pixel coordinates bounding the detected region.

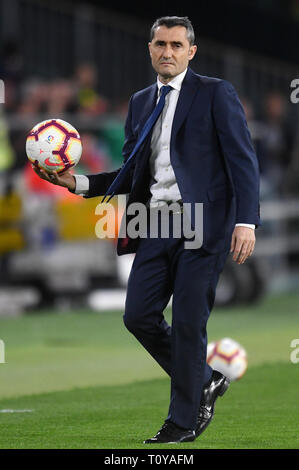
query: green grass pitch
[{"left": 0, "top": 292, "right": 298, "bottom": 449}]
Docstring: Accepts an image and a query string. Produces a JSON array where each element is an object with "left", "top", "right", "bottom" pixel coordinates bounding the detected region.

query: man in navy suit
[{"left": 34, "top": 16, "right": 260, "bottom": 443}]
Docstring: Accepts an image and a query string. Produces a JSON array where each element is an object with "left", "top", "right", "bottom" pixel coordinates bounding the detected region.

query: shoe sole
[
  {"left": 195, "top": 377, "right": 230, "bottom": 438},
  {"left": 144, "top": 436, "right": 195, "bottom": 444}
]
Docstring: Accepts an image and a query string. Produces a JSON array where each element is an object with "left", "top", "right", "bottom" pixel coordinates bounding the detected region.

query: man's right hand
[{"left": 31, "top": 160, "right": 76, "bottom": 192}]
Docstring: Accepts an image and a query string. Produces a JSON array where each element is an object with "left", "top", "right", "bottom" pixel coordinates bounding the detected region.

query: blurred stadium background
[{"left": 0, "top": 0, "right": 298, "bottom": 449}]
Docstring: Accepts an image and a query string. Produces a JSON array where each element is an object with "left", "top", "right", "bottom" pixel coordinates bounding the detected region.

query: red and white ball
[
  {"left": 207, "top": 337, "right": 248, "bottom": 381},
  {"left": 26, "top": 119, "right": 82, "bottom": 174}
]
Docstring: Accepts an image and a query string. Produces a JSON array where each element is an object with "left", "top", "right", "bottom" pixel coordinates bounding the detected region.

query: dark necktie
[{"left": 101, "top": 85, "right": 173, "bottom": 203}]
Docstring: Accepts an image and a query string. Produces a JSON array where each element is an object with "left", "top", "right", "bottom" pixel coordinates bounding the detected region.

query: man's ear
[
  {"left": 148, "top": 42, "right": 152, "bottom": 57},
  {"left": 188, "top": 45, "right": 197, "bottom": 60}
]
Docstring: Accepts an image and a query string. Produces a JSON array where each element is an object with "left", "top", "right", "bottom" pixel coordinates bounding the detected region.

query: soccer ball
[
  {"left": 207, "top": 337, "right": 248, "bottom": 381},
  {"left": 26, "top": 119, "right": 82, "bottom": 174}
]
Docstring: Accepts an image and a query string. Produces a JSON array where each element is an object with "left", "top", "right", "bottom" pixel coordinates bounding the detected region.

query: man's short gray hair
[{"left": 150, "top": 16, "right": 195, "bottom": 46}]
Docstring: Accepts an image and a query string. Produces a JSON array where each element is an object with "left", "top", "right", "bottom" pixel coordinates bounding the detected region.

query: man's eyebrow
[{"left": 154, "top": 40, "right": 184, "bottom": 45}]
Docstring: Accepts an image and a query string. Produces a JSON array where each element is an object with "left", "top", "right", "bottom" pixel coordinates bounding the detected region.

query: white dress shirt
[
  {"left": 147, "top": 69, "right": 187, "bottom": 207},
  {"left": 74, "top": 69, "right": 254, "bottom": 230}
]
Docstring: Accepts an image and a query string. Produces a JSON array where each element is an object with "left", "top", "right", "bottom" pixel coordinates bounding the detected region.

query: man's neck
[{"left": 157, "top": 67, "right": 188, "bottom": 88}]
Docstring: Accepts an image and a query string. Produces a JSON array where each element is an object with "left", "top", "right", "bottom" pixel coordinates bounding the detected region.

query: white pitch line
[{"left": 0, "top": 409, "right": 34, "bottom": 413}]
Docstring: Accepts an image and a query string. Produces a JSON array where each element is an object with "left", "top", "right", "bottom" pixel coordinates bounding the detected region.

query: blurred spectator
[
  {"left": 17, "top": 79, "right": 48, "bottom": 115},
  {"left": 240, "top": 93, "right": 297, "bottom": 199},
  {"left": 240, "top": 96, "right": 267, "bottom": 191},
  {"left": 259, "top": 92, "right": 294, "bottom": 195},
  {"left": 47, "top": 79, "right": 77, "bottom": 115},
  {"left": 18, "top": 77, "right": 77, "bottom": 116},
  {"left": 73, "top": 63, "right": 109, "bottom": 115},
  {"left": 77, "top": 132, "right": 110, "bottom": 174}
]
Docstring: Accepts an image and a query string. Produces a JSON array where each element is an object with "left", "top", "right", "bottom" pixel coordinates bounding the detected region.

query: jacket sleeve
[
  {"left": 212, "top": 80, "right": 261, "bottom": 226},
  {"left": 85, "top": 95, "right": 137, "bottom": 198}
]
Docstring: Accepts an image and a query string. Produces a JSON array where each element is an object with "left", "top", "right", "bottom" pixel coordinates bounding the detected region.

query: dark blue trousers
[{"left": 123, "top": 212, "right": 229, "bottom": 430}]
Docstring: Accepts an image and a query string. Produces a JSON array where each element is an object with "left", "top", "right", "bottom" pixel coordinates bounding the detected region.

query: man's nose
[{"left": 162, "top": 44, "right": 173, "bottom": 58}]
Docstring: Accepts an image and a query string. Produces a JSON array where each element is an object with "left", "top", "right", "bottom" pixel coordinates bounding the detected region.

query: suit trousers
[{"left": 123, "top": 210, "right": 229, "bottom": 430}]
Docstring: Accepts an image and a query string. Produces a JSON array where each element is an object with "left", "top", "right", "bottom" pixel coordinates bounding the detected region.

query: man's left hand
[{"left": 230, "top": 226, "right": 255, "bottom": 264}]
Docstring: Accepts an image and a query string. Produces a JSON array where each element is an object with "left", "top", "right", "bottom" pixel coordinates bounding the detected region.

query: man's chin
[
  {"left": 158, "top": 69, "right": 175, "bottom": 80},
  {"left": 160, "top": 74, "right": 172, "bottom": 80}
]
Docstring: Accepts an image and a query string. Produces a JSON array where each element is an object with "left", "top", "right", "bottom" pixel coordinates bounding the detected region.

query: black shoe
[
  {"left": 195, "top": 370, "right": 230, "bottom": 438},
  {"left": 144, "top": 421, "right": 196, "bottom": 444}
]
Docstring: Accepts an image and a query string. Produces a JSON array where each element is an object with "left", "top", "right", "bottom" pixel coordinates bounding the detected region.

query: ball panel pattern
[{"left": 26, "top": 119, "right": 82, "bottom": 173}]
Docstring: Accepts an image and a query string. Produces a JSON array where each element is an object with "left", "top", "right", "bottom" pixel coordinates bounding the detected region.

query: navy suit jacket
[{"left": 86, "top": 67, "right": 261, "bottom": 255}]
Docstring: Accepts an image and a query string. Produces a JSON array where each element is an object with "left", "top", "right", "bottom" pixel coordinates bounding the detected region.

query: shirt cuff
[
  {"left": 73, "top": 174, "right": 89, "bottom": 195},
  {"left": 235, "top": 223, "right": 255, "bottom": 230}
]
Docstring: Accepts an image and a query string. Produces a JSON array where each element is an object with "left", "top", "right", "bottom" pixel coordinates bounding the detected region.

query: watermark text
[
  {"left": 290, "top": 339, "right": 299, "bottom": 364},
  {"left": 0, "top": 80, "right": 4, "bottom": 104},
  {"left": 290, "top": 79, "right": 299, "bottom": 103},
  {"left": 95, "top": 196, "right": 203, "bottom": 249},
  {"left": 0, "top": 339, "right": 5, "bottom": 363}
]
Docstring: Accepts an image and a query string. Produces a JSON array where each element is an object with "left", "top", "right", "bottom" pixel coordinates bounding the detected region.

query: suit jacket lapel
[
  {"left": 133, "top": 84, "right": 157, "bottom": 172},
  {"left": 138, "top": 84, "right": 158, "bottom": 130},
  {"left": 171, "top": 68, "right": 199, "bottom": 146}
]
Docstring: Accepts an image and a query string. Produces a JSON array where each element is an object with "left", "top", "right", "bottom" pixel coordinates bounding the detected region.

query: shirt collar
[{"left": 157, "top": 67, "right": 188, "bottom": 94}]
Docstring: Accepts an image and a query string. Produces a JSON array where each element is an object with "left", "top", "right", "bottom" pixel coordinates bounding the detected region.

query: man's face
[{"left": 148, "top": 25, "right": 197, "bottom": 82}]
